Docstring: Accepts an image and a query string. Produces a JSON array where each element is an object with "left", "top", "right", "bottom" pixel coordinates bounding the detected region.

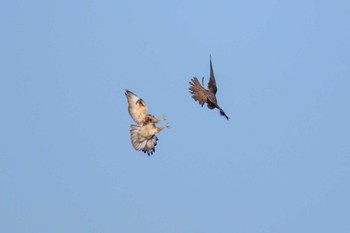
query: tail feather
[
  {"left": 218, "top": 107, "right": 229, "bottom": 120},
  {"left": 130, "top": 125, "right": 158, "bottom": 156}
]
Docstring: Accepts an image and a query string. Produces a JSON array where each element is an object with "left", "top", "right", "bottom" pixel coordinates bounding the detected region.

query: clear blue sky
[{"left": 1, "top": 1, "right": 350, "bottom": 232}]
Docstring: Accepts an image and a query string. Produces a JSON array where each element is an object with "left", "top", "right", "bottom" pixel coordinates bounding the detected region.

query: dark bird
[
  {"left": 125, "top": 90, "right": 169, "bottom": 156},
  {"left": 189, "top": 56, "right": 229, "bottom": 120}
]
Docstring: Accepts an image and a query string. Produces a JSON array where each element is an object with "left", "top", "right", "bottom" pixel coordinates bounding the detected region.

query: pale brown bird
[
  {"left": 125, "top": 90, "right": 169, "bottom": 156},
  {"left": 189, "top": 56, "right": 229, "bottom": 120}
]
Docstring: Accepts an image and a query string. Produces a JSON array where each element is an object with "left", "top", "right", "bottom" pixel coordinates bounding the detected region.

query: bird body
[
  {"left": 189, "top": 56, "right": 229, "bottom": 120},
  {"left": 125, "top": 90, "right": 169, "bottom": 156}
]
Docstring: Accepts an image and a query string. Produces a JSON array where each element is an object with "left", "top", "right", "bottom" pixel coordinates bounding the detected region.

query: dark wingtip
[
  {"left": 209, "top": 56, "right": 214, "bottom": 78},
  {"left": 125, "top": 89, "right": 136, "bottom": 97}
]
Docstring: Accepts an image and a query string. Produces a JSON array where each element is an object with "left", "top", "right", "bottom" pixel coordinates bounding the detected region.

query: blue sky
[{"left": 1, "top": 0, "right": 350, "bottom": 232}]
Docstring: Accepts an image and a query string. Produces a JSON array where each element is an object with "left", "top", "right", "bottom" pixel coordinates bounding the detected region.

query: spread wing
[
  {"left": 130, "top": 124, "right": 158, "bottom": 156},
  {"left": 208, "top": 55, "right": 217, "bottom": 94},
  {"left": 125, "top": 89, "right": 147, "bottom": 124},
  {"left": 189, "top": 77, "right": 208, "bottom": 106}
]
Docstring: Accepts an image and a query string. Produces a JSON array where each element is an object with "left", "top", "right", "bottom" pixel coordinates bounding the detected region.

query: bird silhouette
[
  {"left": 189, "top": 56, "right": 229, "bottom": 120},
  {"left": 125, "top": 90, "right": 169, "bottom": 155}
]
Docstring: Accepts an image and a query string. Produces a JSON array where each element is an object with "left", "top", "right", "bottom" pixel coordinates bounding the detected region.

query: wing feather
[
  {"left": 125, "top": 90, "right": 147, "bottom": 124},
  {"left": 189, "top": 77, "right": 208, "bottom": 106},
  {"left": 208, "top": 56, "right": 218, "bottom": 94}
]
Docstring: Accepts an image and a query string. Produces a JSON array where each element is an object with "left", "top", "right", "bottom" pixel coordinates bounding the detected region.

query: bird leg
[
  {"left": 145, "top": 114, "right": 166, "bottom": 124},
  {"left": 156, "top": 123, "right": 170, "bottom": 133},
  {"left": 153, "top": 115, "right": 166, "bottom": 123}
]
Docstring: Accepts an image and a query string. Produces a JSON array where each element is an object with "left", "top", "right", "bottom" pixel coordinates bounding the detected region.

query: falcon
[
  {"left": 189, "top": 56, "right": 229, "bottom": 120},
  {"left": 125, "top": 90, "right": 169, "bottom": 156}
]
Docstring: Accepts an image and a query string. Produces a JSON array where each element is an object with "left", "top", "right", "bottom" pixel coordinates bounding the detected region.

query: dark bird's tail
[{"left": 218, "top": 107, "right": 229, "bottom": 120}]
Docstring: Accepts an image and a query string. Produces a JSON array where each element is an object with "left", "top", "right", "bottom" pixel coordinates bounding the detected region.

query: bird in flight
[
  {"left": 189, "top": 56, "right": 229, "bottom": 120},
  {"left": 125, "top": 90, "right": 169, "bottom": 156}
]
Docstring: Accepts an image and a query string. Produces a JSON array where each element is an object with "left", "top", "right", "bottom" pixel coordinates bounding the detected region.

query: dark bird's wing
[
  {"left": 189, "top": 77, "right": 208, "bottom": 107},
  {"left": 208, "top": 55, "right": 217, "bottom": 94},
  {"left": 208, "top": 56, "right": 229, "bottom": 120}
]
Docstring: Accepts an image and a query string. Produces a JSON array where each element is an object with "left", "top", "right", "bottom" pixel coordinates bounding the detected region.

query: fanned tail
[{"left": 130, "top": 125, "right": 158, "bottom": 156}]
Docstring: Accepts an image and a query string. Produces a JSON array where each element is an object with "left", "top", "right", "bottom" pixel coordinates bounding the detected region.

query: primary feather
[{"left": 125, "top": 90, "right": 148, "bottom": 125}]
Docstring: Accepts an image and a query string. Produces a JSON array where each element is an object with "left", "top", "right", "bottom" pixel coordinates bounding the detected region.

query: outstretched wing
[
  {"left": 125, "top": 90, "right": 147, "bottom": 124},
  {"left": 130, "top": 124, "right": 158, "bottom": 156},
  {"left": 189, "top": 77, "right": 208, "bottom": 106},
  {"left": 208, "top": 55, "right": 217, "bottom": 94}
]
